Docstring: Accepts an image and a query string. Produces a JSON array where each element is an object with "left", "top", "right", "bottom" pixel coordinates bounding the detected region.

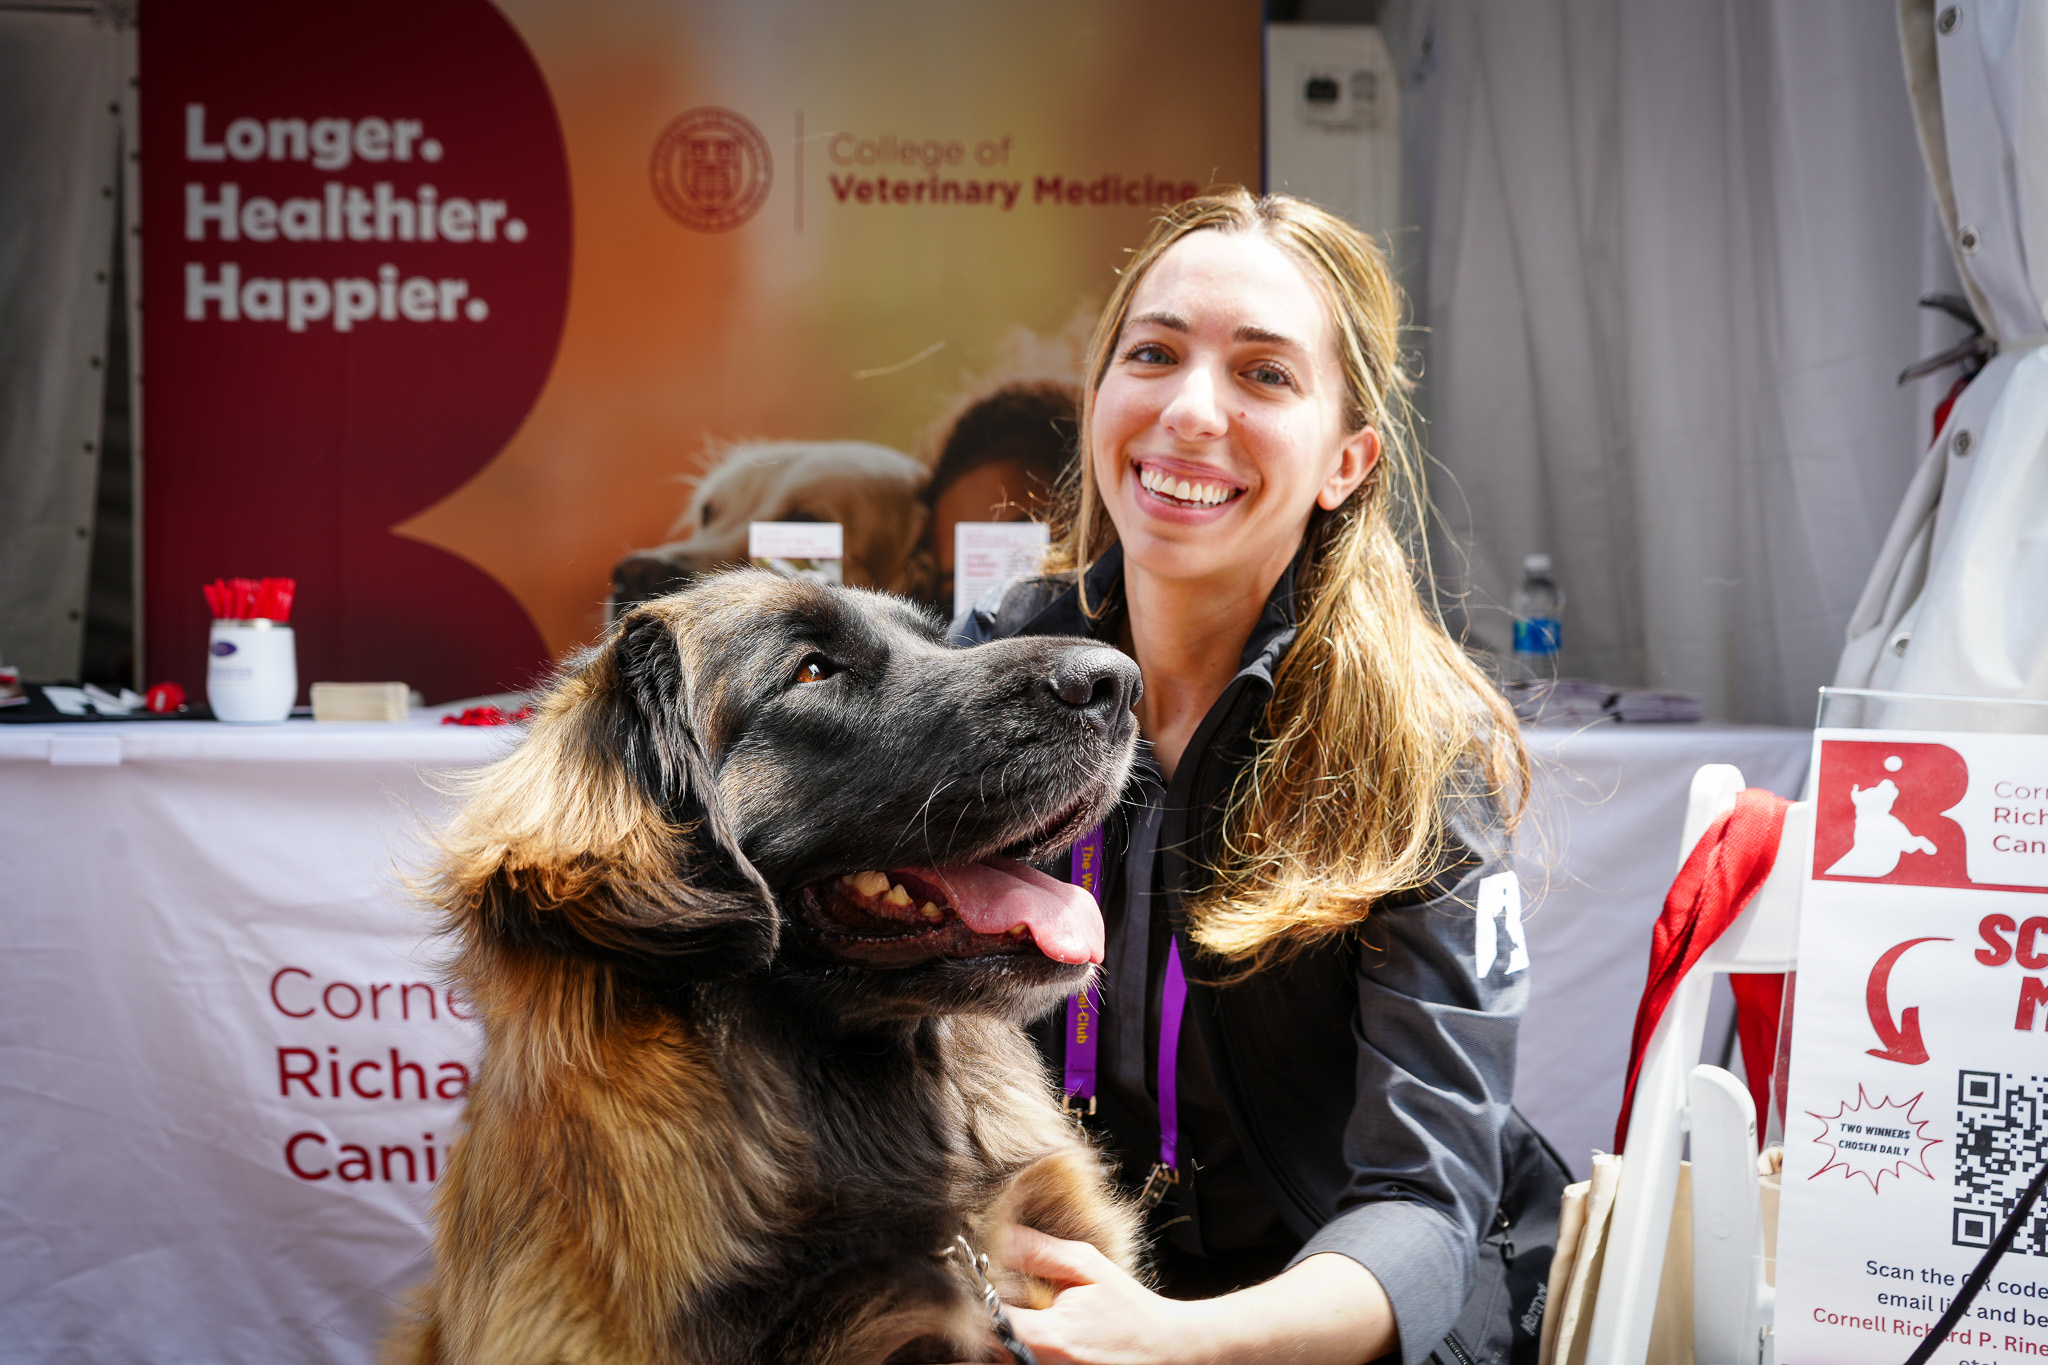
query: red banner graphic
[{"left": 141, "top": 0, "right": 570, "bottom": 703}]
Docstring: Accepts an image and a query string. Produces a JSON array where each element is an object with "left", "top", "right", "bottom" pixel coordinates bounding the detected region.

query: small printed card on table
[
  {"left": 1776, "top": 728, "right": 2048, "bottom": 1362},
  {"left": 749, "top": 521, "right": 843, "bottom": 585},
  {"left": 953, "top": 521, "right": 1050, "bottom": 620}
]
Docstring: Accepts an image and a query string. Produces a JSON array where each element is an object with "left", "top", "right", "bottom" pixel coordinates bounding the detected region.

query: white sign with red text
[
  {"left": 1776, "top": 730, "right": 2048, "bottom": 1364},
  {"left": 952, "top": 520, "right": 1051, "bottom": 621}
]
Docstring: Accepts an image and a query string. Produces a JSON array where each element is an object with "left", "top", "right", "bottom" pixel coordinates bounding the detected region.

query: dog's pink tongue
[{"left": 932, "top": 857, "right": 1104, "bottom": 965}]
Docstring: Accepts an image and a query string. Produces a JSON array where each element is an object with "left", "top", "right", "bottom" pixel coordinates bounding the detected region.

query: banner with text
[
  {"left": 1777, "top": 729, "right": 2048, "bottom": 1362},
  {"left": 0, "top": 747, "right": 501, "bottom": 1363},
  {"left": 141, "top": 0, "right": 1261, "bottom": 701}
]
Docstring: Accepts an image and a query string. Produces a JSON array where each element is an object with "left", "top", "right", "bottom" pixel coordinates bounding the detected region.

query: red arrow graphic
[{"left": 1866, "top": 936, "right": 1951, "bottom": 1064}]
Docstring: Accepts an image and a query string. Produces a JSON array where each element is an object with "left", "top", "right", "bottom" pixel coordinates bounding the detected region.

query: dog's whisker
[{"left": 911, "top": 774, "right": 960, "bottom": 865}]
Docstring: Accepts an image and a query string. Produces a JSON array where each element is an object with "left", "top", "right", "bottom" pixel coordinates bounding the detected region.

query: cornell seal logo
[{"left": 650, "top": 107, "right": 772, "bottom": 232}]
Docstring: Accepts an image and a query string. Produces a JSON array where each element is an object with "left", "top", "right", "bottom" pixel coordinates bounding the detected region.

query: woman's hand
[
  {"left": 994, "top": 1228, "right": 1396, "bottom": 1365},
  {"left": 998, "top": 1227, "right": 1213, "bottom": 1365}
]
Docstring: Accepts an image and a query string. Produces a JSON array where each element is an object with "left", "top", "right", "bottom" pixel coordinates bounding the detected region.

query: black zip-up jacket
[{"left": 953, "top": 547, "right": 1526, "bottom": 1365}]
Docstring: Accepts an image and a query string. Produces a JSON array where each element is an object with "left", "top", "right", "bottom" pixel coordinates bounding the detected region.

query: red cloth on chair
[
  {"left": 1729, "top": 972, "right": 1787, "bottom": 1129},
  {"left": 1613, "top": 788, "right": 1792, "bottom": 1152}
]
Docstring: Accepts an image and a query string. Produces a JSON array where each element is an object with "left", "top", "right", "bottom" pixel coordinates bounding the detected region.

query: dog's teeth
[
  {"left": 884, "top": 883, "right": 913, "bottom": 908},
  {"left": 851, "top": 870, "right": 890, "bottom": 898},
  {"left": 1008, "top": 925, "right": 1029, "bottom": 938},
  {"left": 919, "top": 902, "right": 943, "bottom": 921}
]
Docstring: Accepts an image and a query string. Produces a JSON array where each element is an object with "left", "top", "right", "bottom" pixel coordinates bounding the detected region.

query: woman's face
[{"left": 1090, "top": 228, "right": 1378, "bottom": 593}]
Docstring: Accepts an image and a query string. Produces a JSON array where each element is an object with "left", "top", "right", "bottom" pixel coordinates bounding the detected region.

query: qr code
[{"left": 1954, "top": 1070, "right": 2048, "bottom": 1255}]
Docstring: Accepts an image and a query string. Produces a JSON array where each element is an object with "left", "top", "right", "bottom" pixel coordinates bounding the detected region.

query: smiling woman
[
  {"left": 1081, "top": 225, "right": 1381, "bottom": 698},
  {"left": 958, "top": 190, "right": 1558, "bottom": 1365},
  {"left": 1052, "top": 192, "right": 1517, "bottom": 958}
]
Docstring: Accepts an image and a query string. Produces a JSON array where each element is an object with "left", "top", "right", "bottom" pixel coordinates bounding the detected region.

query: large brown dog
[{"left": 390, "top": 570, "right": 1144, "bottom": 1364}]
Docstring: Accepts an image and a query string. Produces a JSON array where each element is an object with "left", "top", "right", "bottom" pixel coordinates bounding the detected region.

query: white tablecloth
[
  {"left": 0, "top": 714, "right": 510, "bottom": 765},
  {"left": 0, "top": 715, "right": 1808, "bottom": 1361},
  {"left": 0, "top": 716, "right": 510, "bottom": 1364}
]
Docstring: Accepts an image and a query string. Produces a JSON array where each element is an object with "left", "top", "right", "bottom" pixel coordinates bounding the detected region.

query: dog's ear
[{"left": 429, "top": 608, "right": 779, "bottom": 978}]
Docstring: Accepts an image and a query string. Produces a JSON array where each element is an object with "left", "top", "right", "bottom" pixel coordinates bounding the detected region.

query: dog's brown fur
[{"left": 388, "top": 573, "right": 1142, "bottom": 1364}]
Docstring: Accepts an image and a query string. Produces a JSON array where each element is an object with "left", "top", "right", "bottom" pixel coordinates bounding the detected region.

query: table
[{"left": 0, "top": 715, "right": 1808, "bottom": 1361}]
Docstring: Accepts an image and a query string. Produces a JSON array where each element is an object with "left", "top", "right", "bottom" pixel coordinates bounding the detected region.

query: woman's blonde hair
[{"left": 1046, "top": 188, "right": 1526, "bottom": 969}]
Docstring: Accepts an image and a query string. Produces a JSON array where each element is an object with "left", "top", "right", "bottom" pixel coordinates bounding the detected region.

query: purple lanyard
[
  {"left": 1064, "top": 830, "right": 1103, "bottom": 1111},
  {"left": 1155, "top": 939, "right": 1186, "bottom": 1174},
  {"left": 1067, "top": 825, "right": 1185, "bottom": 1203}
]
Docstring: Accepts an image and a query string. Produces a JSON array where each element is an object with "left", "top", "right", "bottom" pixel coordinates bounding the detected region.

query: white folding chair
[{"left": 1583, "top": 764, "right": 1812, "bottom": 1365}]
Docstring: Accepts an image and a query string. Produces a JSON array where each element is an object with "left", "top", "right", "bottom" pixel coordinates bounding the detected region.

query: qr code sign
[{"left": 1954, "top": 1069, "right": 2048, "bottom": 1254}]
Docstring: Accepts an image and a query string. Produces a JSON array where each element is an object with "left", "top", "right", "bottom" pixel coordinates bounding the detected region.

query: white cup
[{"left": 207, "top": 620, "right": 297, "bottom": 724}]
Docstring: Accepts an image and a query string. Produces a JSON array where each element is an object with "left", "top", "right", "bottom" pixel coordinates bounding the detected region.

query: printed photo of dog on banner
[
  {"left": 607, "top": 378, "right": 1077, "bottom": 621},
  {"left": 395, "top": 191, "right": 1563, "bottom": 1365}
]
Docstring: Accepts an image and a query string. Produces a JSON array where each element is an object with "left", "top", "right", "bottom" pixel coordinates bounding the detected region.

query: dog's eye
[
  {"left": 793, "top": 654, "right": 836, "bottom": 685},
  {"left": 700, "top": 501, "right": 717, "bottom": 527}
]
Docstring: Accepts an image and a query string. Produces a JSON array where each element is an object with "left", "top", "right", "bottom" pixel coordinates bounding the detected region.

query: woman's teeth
[{"left": 1138, "top": 466, "right": 1237, "bottom": 506}]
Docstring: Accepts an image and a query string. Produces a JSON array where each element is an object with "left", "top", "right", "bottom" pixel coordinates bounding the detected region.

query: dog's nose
[
  {"left": 1046, "top": 647, "right": 1143, "bottom": 720},
  {"left": 611, "top": 554, "right": 692, "bottom": 608}
]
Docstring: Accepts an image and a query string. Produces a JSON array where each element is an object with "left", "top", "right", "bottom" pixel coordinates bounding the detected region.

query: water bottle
[{"left": 1511, "top": 553, "right": 1562, "bottom": 677}]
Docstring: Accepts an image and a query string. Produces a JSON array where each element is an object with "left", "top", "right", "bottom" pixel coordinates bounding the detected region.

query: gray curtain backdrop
[
  {"left": 1387, "top": 0, "right": 1967, "bottom": 725},
  {"left": 0, "top": 7, "right": 129, "bottom": 680}
]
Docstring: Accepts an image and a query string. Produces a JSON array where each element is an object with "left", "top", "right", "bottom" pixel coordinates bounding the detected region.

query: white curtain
[
  {"left": 1388, "top": 0, "right": 1965, "bottom": 726},
  {"left": 0, "top": 8, "right": 127, "bottom": 680},
  {"left": 1834, "top": 0, "right": 2048, "bottom": 709}
]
